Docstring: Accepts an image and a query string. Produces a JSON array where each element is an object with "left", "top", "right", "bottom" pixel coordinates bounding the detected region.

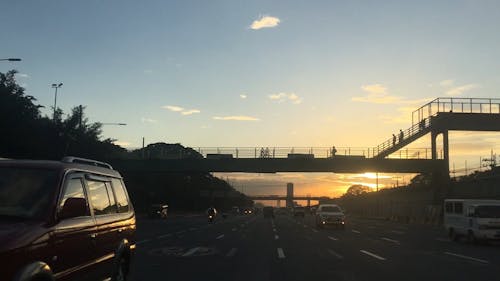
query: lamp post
[
  {"left": 0, "top": 58, "right": 22, "bottom": 62},
  {"left": 52, "top": 83, "right": 63, "bottom": 120}
]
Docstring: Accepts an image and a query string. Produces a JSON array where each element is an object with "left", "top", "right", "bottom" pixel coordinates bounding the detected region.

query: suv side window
[
  {"left": 445, "top": 202, "right": 453, "bottom": 213},
  {"left": 111, "top": 178, "right": 130, "bottom": 213},
  {"left": 59, "top": 177, "right": 90, "bottom": 216},
  {"left": 454, "top": 202, "right": 463, "bottom": 214},
  {"left": 87, "top": 179, "right": 117, "bottom": 215}
]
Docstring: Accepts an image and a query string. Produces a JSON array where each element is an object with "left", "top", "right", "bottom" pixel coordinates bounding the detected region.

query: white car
[{"left": 315, "top": 204, "right": 345, "bottom": 228}]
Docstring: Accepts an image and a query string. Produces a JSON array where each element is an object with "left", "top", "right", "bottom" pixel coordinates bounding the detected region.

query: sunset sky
[{"left": 2, "top": 0, "right": 499, "bottom": 199}]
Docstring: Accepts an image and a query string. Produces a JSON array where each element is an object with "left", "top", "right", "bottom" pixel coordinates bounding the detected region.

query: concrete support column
[
  {"left": 442, "top": 129, "right": 450, "bottom": 172},
  {"left": 431, "top": 130, "right": 438, "bottom": 160}
]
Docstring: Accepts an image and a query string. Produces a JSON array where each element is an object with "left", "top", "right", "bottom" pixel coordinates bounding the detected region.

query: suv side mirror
[{"left": 59, "top": 198, "right": 88, "bottom": 220}]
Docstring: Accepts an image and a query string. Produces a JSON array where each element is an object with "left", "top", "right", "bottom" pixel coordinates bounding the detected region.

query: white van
[{"left": 444, "top": 199, "right": 500, "bottom": 242}]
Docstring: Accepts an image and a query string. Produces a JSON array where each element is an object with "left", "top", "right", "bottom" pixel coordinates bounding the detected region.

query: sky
[{"left": 1, "top": 0, "right": 500, "bottom": 199}]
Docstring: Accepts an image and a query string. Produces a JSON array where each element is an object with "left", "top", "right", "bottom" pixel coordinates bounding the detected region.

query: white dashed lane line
[
  {"left": 216, "top": 234, "right": 225, "bottom": 240},
  {"left": 328, "top": 236, "right": 338, "bottom": 241},
  {"left": 277, "top": 248, "right": 286, "bottom": 259},
  {"left": 435, "top": 238, "right": 450, "bottom": 242},
  {"left": 311, "top": 229, "right": 319, "bottom": 233},
  {"left": 352, "top": 229, "right": 361, "bottom": 234},
  {"left": 157, "top": 234, "right": 172, "bottom": 239},
  {"left": 226, "top": 248, "right": 238, "bottom": 257},
  {"left": 444, "top": 252, "right": 489, "bottom": 264},
  {"left": 328, "top": 249, "right": 343, "bottom": 259},
  {"left": 360, "top": 250, "right": 386, "bottom": 261},
  {"left": 380, "top": 237, "right": 400, "bottom": 244},
  {"left": 182, "top": 247, "right": 200, "bottom": 257},
  {"left": 275, "top": 234, "right": 279, "bottom": 240},
  {"left": 390, "top": 230, "right": 405, "bottom": 235},
  {"left": 136, "top": 239, "right": 151, "bottom": 245}
]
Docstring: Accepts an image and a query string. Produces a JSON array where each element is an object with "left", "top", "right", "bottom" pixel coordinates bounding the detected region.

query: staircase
[{"left": 373, "top": 119, "right": 431, "bottom": 159}]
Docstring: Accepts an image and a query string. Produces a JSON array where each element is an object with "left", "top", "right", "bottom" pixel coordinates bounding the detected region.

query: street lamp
[
  {"left": 52, "top": 83, "right": 63, "bottom": 120},
  {"left": 0, "top": 58, "right": 22, "bottom": 62}
]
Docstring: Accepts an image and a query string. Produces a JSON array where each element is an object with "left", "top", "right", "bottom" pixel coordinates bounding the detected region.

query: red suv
[{"left": 0, "top": 157, "right": 136, "bottom": 281}]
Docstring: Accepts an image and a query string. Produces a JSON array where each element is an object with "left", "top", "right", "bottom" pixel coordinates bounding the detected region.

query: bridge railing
[
  {"left": 191, "top": 146, "right": 436, "bottom": 159},
  {"left": 412, "top": 97, "right": 500, "bottom": 125}
]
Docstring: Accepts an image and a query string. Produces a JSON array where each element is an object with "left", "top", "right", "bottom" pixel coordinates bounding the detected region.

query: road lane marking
[
  {"left": 390, "top": 230, "right": 405, "bottom": 235},
  {"left": 216, "top": 234, "right": 225, "bottom": 240},
  {"left": 303, "top": 225, "right": 308, "bottom": 228},
  {"left": 360, "top": 250, "right": 386, "bottom": 261},
  {"left": 444, "top": 252, "right": 489, "bottom": 264},
  {"left": 273, "top": 228, "right": 277, "bottom": 232},
  {"left": 240, "top": 224, "right": 245, "bottom": 227},
  {"left": 176, "top": 230, "right": 186, "bottom": 234},
  {"left": 328, "top": 236, "right": 338, "bottom": 241},
  {"left": 275, "top": 234, "right": 279, "bottom": 240},
  {"left": 277, "top": 248, "right": 286, "bottom": 258},
  {"left": 157, "top": 234, "right": 172, "bottom": 239},
  {"left": 226, "top": 248, "right": 238, "bottom": 257},
  {"left": 136, "top": 239, "right": 151, "bottom": 245},
  {"left": 328, "top": 249, "right": 343, "bottom": 259},
  {"left": 189, "top": 228, "right": 197, "bottom": 231},
  {"left": 231, "top": 228, "right": 237, "bottom": 231},
  {"left": 352, "top": 229, "right": 361, "bottom": 234},
  {"left": 312, "top": 229, "right": 318, "bottom": 233},
  {"left": 182, "top": 247, "right": 200, "bottom": 257},
  {"left": 381, "top": 237, "right": 400, "bottom": 244}
]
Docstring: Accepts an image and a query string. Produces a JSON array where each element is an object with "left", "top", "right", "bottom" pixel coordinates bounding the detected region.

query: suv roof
[{"left": 0, "top": 157, "right": 121, "bottom": 178}]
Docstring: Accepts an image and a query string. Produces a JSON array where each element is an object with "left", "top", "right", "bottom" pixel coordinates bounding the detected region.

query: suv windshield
[
  {"left": 475, "top": 206, "right": 500, "bottom": 218},
  {"left": 321, "top": 206, "right": 341, "bottom": 212},
  {"left": 0, "top": 167, "right": 59, "bottom": 220}
]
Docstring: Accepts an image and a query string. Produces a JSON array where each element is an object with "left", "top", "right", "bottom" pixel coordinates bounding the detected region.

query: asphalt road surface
[{"left": 129, "top": 213, "right": 500, "bottom": 281}]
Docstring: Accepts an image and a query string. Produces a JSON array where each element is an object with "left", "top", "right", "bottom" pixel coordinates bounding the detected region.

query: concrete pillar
[
  {"left": 307, "top": 199, "right": 311, "bottom": 207},
  {"left": 442, "top": 129, "right": 450, "bottom": 173},
  {"left": 431, "top": 130, "right": 438, "bottom": 160},
  {"left": 277, "top": 199, "right": 281, "bottom": 208}
]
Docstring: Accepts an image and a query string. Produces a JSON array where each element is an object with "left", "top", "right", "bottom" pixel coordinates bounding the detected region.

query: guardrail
[
  {"left": 412, "top": 97, "right": 500, "bottom": 125},
  {"left": 192, "top": 146, "right": 438, "bottom": 159}
]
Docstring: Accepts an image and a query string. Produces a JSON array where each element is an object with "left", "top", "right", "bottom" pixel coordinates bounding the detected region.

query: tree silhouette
[{"left": 344, "top": 184, "right": 372, "bottom": 196}]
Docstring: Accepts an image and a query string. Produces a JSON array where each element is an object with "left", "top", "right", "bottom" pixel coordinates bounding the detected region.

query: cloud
[
  {"left": 353, "top": 84, "right": 433, "bottom": 105},
  {"left": 213, "top": 115, "right": 260, "bottom": 121},
  {"left": 113, "top": 141, "right": 131, "bottom": 147},
  {"left": 143, "top": 69, "right": 153, "bottom": 74},
  {"left": 15, "top": 73, "right": 30, "bottom": 78},
  {"left": 268, "top": 92, "right": 303, "bottom": 104},
  {"left": 445, "top": 84, "right": 480, "bottom": 96},
  {"left": 439, "top": 79, "right": 454, "bottom": 87},
  {"left": 352, "top": 84, "right": 403, "bottom": 104},
  {"left": 181, "top": 109, "right": 201, "bottom": 115},
  {"left": 250, "top": 15, "right": 280, "bottom": 30},
  {"left": 240, "top": 94, "right": 247, "bottom": 99},
  {"left": 141, "top": 117, "right": 157, "bottom": 123},
  {"left": 162, "top": 105, "right": 184, "bottom": 112},
  {"left": 162, "top": 105, "right": 201, "bottom": 116}
]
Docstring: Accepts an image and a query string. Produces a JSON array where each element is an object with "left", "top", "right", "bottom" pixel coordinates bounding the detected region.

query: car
[
  {"left": 263, "top": 206, "right": 274, "bottom": 218},
  {"left": 0, "top": 156, "right": 136, "bottom": 281},
  {"left": 148, "top": 204, "right": 168, "bottom": 219},
  {"left": 315, "top": 204, "right": 345, "bottom": 228},
  {"left": 293, "top": 206, "right": 306, "bottom": 217}
]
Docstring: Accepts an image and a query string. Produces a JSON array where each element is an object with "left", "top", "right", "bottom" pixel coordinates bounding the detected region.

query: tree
[
  {"left": 344, "top": 184, "right": 372, "bottom": 196},
  {"left": 0, "top": 70, "right": 43, "bottom": 158}
]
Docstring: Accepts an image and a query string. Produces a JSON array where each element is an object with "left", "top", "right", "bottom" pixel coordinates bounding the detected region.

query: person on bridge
[
  {"left": 330, "top": 146, "right": 337, "bottom": 157},
  {"left": 392, "top": 134, "right": 396, "bottom": 146},
  {"left": 399, "top": 129, "right": 404, "bottom": 143}
]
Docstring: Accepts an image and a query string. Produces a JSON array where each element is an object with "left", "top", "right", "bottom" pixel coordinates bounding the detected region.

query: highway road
[{"left": 130, "top": 213, "right": 500, "bottom": 281}]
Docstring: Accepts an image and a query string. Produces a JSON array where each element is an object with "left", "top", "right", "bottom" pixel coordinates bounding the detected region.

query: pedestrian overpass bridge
[{"left": 112, "top": 98, "right": 500, "bottom": 175}]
